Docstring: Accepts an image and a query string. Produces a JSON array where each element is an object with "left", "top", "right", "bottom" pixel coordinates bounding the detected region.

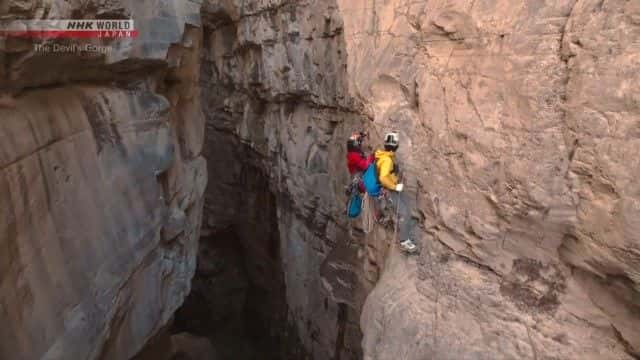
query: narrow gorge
[{"left": 1, "top": 1, "right": 639, "bottom": 359}]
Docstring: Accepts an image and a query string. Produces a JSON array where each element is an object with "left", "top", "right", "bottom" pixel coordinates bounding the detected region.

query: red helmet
[{"left": 347, "top": 132, "right": 367, "bottom": 151}]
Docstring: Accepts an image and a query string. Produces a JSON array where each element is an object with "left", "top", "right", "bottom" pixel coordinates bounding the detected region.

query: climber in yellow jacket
[
  {"left": 375, "top": 149, "right": 403, "bottom": 192},
  {"left": 374, "top": 132, "right": 417, "bottom": 253},
  {"left": 375, "top": 131, "right": 404, "bottom": 192}
]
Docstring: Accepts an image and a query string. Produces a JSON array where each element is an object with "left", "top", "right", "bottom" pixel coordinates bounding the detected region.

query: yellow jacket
[{"left": 375, "top": 150, "right": 398, "bottom": 190}]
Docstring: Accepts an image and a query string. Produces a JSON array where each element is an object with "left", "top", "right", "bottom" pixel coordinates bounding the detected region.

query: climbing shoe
[{"left": 400, "top": 239, "right": 418, "bottom": 254}]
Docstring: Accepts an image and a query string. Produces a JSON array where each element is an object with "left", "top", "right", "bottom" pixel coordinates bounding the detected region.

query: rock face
[
  {"left": 197, "top": 1, "right": 368, "bottom": 358},
  {"left": 134, "top": 332, "right": 217, "bottom": 360},
  {"left": 334, "top": 0, "right": 640, "bottom": 358},
  {"left": 2, "top": 0, "right": 640, "bottom": 359},
  {"left": 0, "top": 1, "right": 207, "bottom": 359}
]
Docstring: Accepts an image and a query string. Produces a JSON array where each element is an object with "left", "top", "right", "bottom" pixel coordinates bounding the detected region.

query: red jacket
[
  {"left": 347, "top": 151, "right": 374, "bottom": 192},
  {"left": 347, "top": 150, "right": 374, "bottom": 175}
]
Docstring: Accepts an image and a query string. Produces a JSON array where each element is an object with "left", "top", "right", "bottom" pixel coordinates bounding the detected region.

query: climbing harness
[
  {"left": 374, "top": 191, "right": 393, "bottom": 228},
  {"left": 344, "top": 175, "right": 360, "bottom": 197}
]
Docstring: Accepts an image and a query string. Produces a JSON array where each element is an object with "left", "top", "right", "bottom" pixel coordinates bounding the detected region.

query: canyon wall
[
  {"left": 197, "top": 1, "right": 369, "bottom": 358},
  {"left": 334, "top": 0, "right": 640, "bottom": 358},
  {"left": 0, "top": 1, "right": 207, "bottom": 359},
  {"left": 1, "top": 0, "right": 369, "bottom": 359},
  {"left": 1, "top": 0, "right": 640, "bottom": 359}
]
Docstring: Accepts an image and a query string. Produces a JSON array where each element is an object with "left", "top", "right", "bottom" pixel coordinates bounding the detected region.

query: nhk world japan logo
[{"left": 0, "top": 19, "right": 137, "bottom": 39}]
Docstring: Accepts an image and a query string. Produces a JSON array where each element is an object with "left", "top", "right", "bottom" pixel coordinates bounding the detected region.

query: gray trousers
[
  {"left": 378, "top": 185, "right": 416, "bottom": 243},
  {"left": 393, "top": 190, "right": 415, "bottom": 242}
]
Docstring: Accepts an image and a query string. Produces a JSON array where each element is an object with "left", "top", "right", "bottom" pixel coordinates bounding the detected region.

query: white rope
[{"left": 362, "top": 193, "right": 376, "bottom": 234}]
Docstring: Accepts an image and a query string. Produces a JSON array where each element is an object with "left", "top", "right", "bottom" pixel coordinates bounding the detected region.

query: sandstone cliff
[
  {"left": 1, "top": 0, "right": 639, "bottom": 359},
  {"left": 336, "top": 0, "right": 640, "bottom": 358},
  {"left": 0, "top": 1, "right": 206, "bottom": 359}
]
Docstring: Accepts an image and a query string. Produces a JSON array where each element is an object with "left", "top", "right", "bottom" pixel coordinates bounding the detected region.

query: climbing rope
[
  {"left": 392, "top": 192, "right": 400, "bottom": 243},
  {"left": 362, "top": 193, "right": 376, "bottom": 234},
  {"left": 392, "top": 172, "right": 404, "bottom": 244}
]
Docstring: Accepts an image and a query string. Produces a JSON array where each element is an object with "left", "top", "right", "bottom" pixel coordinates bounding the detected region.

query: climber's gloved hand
[{"left": 395, "top": 183, "right": 404, "bottom": 192}]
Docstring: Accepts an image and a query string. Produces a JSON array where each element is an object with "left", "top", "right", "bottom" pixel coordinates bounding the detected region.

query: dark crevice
[
  {"left": 170, "top": 154, "right": 292, "bottom": 358},
  {"left": 334, "top": 304, "right": 347, "bottom": 360},
  {"left": 151, "top": 2, "right": 364, "bottom": 358},
  {"left": 171, "top": 226, "right": 286, "bottom": 360}
]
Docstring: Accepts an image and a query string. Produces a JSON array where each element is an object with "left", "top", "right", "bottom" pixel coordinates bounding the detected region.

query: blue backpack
[
  {"left": 347, "top": 192, "right": 362, "bottom": 218},
  {"left": 362, "top": 163, "right": 382, "bottom": 197}
]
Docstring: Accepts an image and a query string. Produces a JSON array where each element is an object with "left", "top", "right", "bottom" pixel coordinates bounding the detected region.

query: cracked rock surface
[
  {"left": 1, "top": 0, "right": 639, "bottom": 359},
  {"left": 0, "top": 1, "right": 206, "bottom": 359},
  {"left": 336, "top": 0, "right": 640, "bottom": 358}
]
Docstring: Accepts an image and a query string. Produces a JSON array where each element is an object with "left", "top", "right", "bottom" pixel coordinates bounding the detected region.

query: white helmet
[{"left": 384, "top": 132, "right": 399, "bottom": 150}]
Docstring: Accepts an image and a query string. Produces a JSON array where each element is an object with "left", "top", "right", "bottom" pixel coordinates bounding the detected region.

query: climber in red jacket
[{"left": 346, "top": 131, "right": 374, "bottom": 193}]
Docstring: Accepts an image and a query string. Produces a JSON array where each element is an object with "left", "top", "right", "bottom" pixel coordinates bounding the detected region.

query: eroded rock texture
[
  {"left": 2, "top": 0, "right": 639, "bottom": 359},
  {"left": 197, "top": 1, "right": 369, "bottom": 358},
  {"left": 0, "top": 1, "right": 206, "bottom": 359},
  {"left": 335, "top": 0, "right": 640, "bottom": 358}
]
